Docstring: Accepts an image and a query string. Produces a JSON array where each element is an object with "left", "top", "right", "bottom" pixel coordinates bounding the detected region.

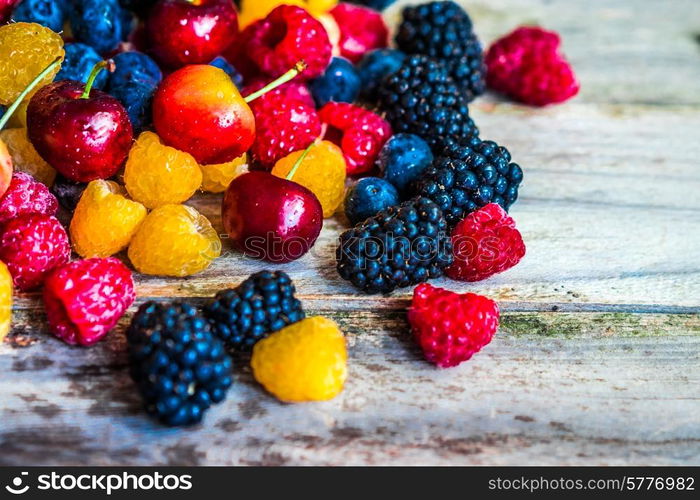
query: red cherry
[
  {"left": 153, "top": 61, "right": 306, "bottom": 165},
  {"left": 0, "top": 0, "right": 20, "bottom": 24},
  {"left": 147, "top": 0, "right": 239, "bottom": 69},
  {"left": 221, "top": 164, "right": 323, "bottom": 264},
  {"left": 26, "top": 61, "right": 133, "bottom": 183}
]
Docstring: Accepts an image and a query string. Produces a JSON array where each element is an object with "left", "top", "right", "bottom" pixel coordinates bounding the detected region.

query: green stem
[
  {"left": 244, "top": 61, "right": 307, "bottom": 104},
  {"left": 286, "top": 141, "right": 315, "bottom": 181},
  {"left": 0, "top": 56, "right": 62, "bottom": 131},
  {"left": 80, "top": 60, "right": 114, "bottom": 99}
]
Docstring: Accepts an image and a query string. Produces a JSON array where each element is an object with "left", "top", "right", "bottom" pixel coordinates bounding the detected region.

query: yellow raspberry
[
  {"left": 251, "top": 316, "right": 347, "bottom": 402},
  {"left": 70, "top": 180, "right": 147, "bottom": 258},
  {"left": 128, "top": 204, "right": 221, "bottom": 277},
  {"left": 200, "top": 154, "right": 248, "bottom": 193},
  {"left": 0, "top": 22, "right": 64, "bottom": 106},
  {"left": 317, "top": 13, "right": 341, "bottom": 57},
  {"left": 238, "top": 0, "right": 337, "bottom": 28},
  {"left": 0, "top": 128, "right": 56, "bottom": 186},
  {"left": 271, "top": 141, "right": 346, "bottom": 218},
  {"left": 0, "top": 261, "right": 12, "bottom": 342},
  {"left": 124, "top": 132, "right": 202, "bottom": 209}
]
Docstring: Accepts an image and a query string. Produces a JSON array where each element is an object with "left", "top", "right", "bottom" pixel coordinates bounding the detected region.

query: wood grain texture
[
  {"left": 1, "top": 0, "right": 699, "bottom": 465},
  {"left": 1, "top": 309, "right": 699, "bottom": 466}
]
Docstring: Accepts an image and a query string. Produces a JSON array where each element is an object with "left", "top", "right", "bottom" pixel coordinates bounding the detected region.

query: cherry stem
[
  {"left": 286, "top": 141, "right": 315, "bottom": 181},
  {"left": 80, "top": 60, "right": 115, "bottom": 99},
  {"left": 244, "top": 61, "right": 308, "bottom": 104},
  {"left": 0, "top": 56, "right": 63, "bottom": 132}
]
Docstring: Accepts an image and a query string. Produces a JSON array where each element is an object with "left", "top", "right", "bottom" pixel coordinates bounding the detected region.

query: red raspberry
[
  {"left": 250, "top": 93, "right": 321, "bottom": 169},
  {"left": 330, "top": 3, "right": 389, "bottom": 64},
  {"left": 408, "top": 283, "right": 499, "bottom": 368},
  {"left": 511, "top": 53, "right": 579, "bottom": 106},
  {"left": 223, "top": 25, "right": 261, "bottom": 82},
  {"left": 446, "top": 203, "right": 526, "bottom": 282},
  {"left": 43, "top": 257, "right": 135, "bottom": 346},
  {"left": 485, "top": 27, "right": 560, "bottom": 91},
  {"left": 0, "top": 172, "right": 58, "bottom": 224},
  {"left": 485, "top": 26, "right": 579, "bottom": 106},
  {"left": 242, "top": 78, "right": 315, "bottom": 109},
  {"left": 240, "top": 5, "right": 332, "bottom": 80},
  {"left": 319, "top": 102, "right": 392, "bottom": 175},
  {"left": 0, "top": 214, "right": 70, "bottom": 291}
]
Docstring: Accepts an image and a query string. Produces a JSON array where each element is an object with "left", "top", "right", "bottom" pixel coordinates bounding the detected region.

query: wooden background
[{"left": 1, "top": 0, "right": 699, "bottom": 465}]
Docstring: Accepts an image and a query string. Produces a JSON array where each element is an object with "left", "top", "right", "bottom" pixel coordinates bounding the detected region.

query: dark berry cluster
[
  {"left": 127, "top": 301, "right": 233, "bottom": 427},
  {"left": 377, "top": 55, "right": 479, "bottom": 150},
  {"left": 413, "top": 136, "right": 523, "bottom": 229},
  {"left": 396, "top": 1, "right": 486, "bottom": 101},
  {"left": 336, "top": 197, "right": 453, "bottom": 294},
  {"left": 204, "top": 270, "right": 305, "bottom": 351}
]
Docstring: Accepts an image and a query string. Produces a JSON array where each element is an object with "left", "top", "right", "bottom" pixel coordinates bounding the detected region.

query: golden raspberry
[
  {"left": 271, "top": 140, "right": 346, "bottom": 217},
  {"left": 69, "top": 180, "right": 147, "bottom": 258},
  {"left": 0, "top": 261, "right": 12, "bottom": 342},
  {"left": 251, "top": 316, "right": 347, "bottom": 402},
  {"left": 124, "top": 132, "right": 202, "bottom": 209},
  {"left": 238, "top": 0, "right": 337, "bottom": 28},
  {"left": 0, "top": 22, "right": 65, "bottom": 106},
  {"left": 317, "top": 13, "right": 341, "bottom": 57},
  {"left": 0, "top": 128, "right": 56, "bottom": 186},
  {"left": 128, "top": 204, "right": 221, "bottom": 277},
  {"left": 200, "top": 153, "right": 248, "bottom": 193}
]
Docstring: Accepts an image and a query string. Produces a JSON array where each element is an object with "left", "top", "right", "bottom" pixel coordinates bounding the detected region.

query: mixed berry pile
[{"left": 0, "top": 0, "right": 578, "bottom": 426}]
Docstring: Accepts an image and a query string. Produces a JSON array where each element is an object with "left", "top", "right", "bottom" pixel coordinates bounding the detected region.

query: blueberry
[
  {"left": 344, "top": 177, "right": 400, "bottom": 225},
  {"left": 209, "top": 57, "right": 244, "bottom": 88},
  {"left": 356, "top": 49, "right": 405, "bottom": 100},
  {"left": 310, "top": 57, "right": 361, "bottom": 107},
  {"left": 377, "top": 133, "right": 433, "bottom": 196},
  {"left": 109, "top": 51, "right": 163, "bottom": 89},
  {"left": 109, "top": 81, "right": 157, "bottom": 134},
  {"left": 55, "top": 43, "right": 108, "bottom": 88},
  {"left": 119, "top": 6, "right": 135, "bottom": 40},
  {"left": 12, "top": 0, "right": 67, "bottom": 32},
  {"left": 347, "top": 0, "right": 396, "bottom": 10},
  {"left": 68, "top": 0, "right": 123, "bottom": 54},
  {"left": 50, "top": 175, "right": 87, "bottom": 213}
]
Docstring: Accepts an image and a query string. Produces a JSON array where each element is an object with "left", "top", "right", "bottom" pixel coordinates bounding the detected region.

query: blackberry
[
  {"left": 413, "top": 136, "right": 523, "bottom": 230},
  {"left": 396, "top": 1, "right": 486, "bottom": 101},
  {"left": 204, "top": 271, "right": 305, "bottom": 351},
  {"left": 377, "top": 54, "right": 478, "bottom": 151},
  {"left": 336, "top": 197, "right": 453, "bottom": 294},
  {"left": 127, "top": 301, "right": 233, "bottom": 426}
]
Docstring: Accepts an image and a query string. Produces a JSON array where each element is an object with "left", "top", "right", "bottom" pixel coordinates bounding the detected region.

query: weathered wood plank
[
  {"left": 387, "top": 0, "right": 700, "bottom": 106},
  {"left": 1, "top": 310, "right": 698, "bottom": 466},
  {"left": 2, "top": 0, "right": 700, "bottom": 466}
]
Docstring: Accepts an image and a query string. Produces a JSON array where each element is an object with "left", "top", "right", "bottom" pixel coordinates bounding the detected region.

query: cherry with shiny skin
[
  {"left": 27, "top": 61, "right": 133, "bottom": 183},
  {"left": 147, "top": 0, "right": 239, "bottom": 69},
  {"left": 153, "top": 61, "right": 306, "bottom": 165},
  {"left": 0, "top": 57, "right": 65, "bottom": 197},
  {"left": 222, "top": 146, "right": 323, "bottom": 263},
  {"left": 0, "top": 0, "right": 20, "bottom": 24}
]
